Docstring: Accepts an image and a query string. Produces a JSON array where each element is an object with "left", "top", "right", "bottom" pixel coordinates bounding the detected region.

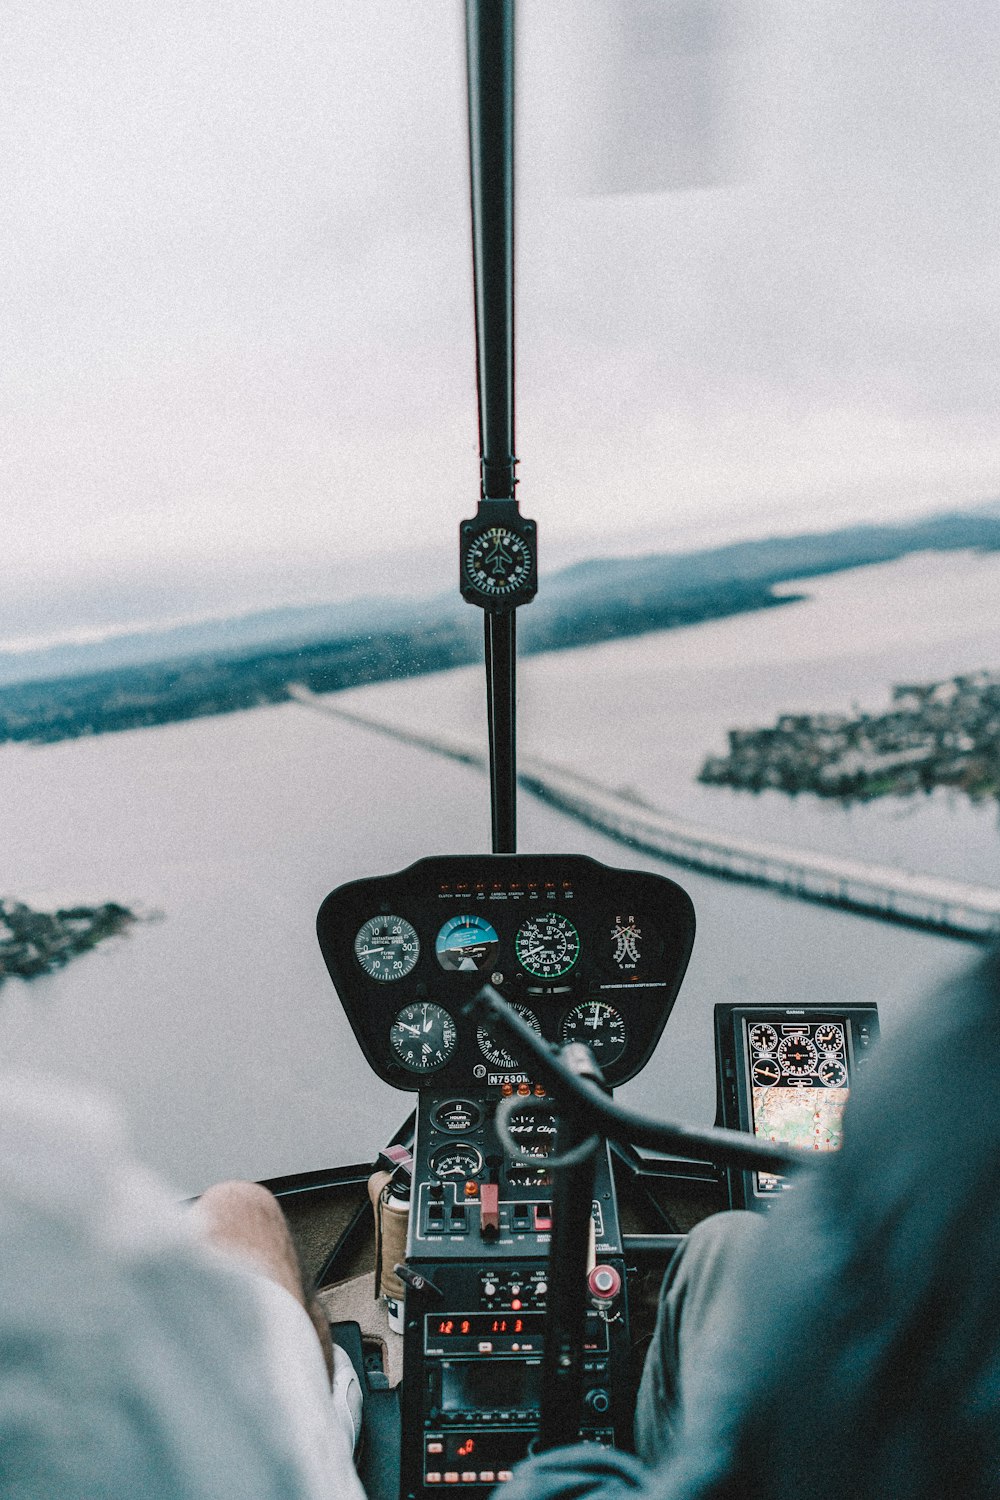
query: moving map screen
[{"left": 745, "top": 1018, "right": 851, "bottom": 1195}]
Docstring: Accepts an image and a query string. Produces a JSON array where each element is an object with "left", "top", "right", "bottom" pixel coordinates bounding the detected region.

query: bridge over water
[{"left": 290, "top": 687, "right": 1000, "bottom": 943}]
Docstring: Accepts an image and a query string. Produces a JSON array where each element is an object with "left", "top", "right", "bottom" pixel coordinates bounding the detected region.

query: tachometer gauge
[
  {"left": 430, "top": 1143, "right": 484, "bottom": 1179},
  {"left": 749, "top": 1023, "right": 778, "bottom": 1054},
  {"left": 389, "top": 1002, "right": 457, "bottom": 1072},
  {"left": 435, "top": 915, "right": 500, "bottom": 973},
  {"left": 476, "top": 1004, "right": 541, "bottom": 1069},
  {"left": 607, "top": 913, "right": 661, "bottom": 974},
  {"left": 815, "top": 1024, "right": 844, "bottom": 1053},
  {"left": 560, "top": 1000, "right": 627, "bottom": 1064},
  {"left": 506, "top": 1107, "right": 557, "bottom": 1158},
  {"left": 354, "top": 916, "right": 420, "bottom": 981},
  {"left": 818, "top": 1057, "right": 848, "bottom": 1088},
  {"left": 515, "top": 913, "right": 580, "bottom": 979},
  {"left": 776, "top": 1033, "right": 818, "bottom": 1077}
]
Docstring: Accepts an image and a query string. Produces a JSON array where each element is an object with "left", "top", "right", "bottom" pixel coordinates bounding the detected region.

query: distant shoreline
[{"left": 1, "top": 507, "right": 998, "bottom": 749}]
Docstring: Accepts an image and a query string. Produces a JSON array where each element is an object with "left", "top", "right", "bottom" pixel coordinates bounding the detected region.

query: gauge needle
[{"left": 397, "top": 1022, "right": 421, "bottom": 1036}]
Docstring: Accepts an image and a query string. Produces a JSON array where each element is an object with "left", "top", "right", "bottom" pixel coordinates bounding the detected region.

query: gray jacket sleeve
[{"left": 501, "top": 1443, "right": 651, "bottom": 1500}]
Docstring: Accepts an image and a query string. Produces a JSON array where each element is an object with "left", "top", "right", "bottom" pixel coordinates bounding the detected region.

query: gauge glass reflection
[
  {"left": 354, "top": 915, "right": 420, "bottom": 981},
  {"left": 435, "top": 915, "right": 500, "bottom": 972},
  {"left": 476, "top": 1004, "right": 541, "bottom": 1069}
]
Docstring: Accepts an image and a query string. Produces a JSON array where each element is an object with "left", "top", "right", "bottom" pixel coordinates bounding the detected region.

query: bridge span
[{"left": 290, "top": 687, "right": 1000, "bottom": 943}]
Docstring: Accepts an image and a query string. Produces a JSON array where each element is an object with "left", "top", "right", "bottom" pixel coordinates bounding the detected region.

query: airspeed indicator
[{"left": 515, "top": 913, "right": 580, "bottom": 979}]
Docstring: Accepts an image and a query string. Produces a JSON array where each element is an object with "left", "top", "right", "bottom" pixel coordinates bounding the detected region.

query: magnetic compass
[{"left": 459, "top": 504, "right": 537, "bottom": 610}]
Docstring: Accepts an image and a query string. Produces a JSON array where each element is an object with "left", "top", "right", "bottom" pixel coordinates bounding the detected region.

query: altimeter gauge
[
  {"left": 515, "top": 912, "right": 581, "bottom": 979},
  {"left": 776, "top": 1033, "right": 819, "bottom": 1077},
  {"left": 477, "top": 1003, "right": 541, "bottom": 1069},
  {"left": 560, "top": 1000, "right": 627, "bottom": 1065},
  {"left": 354, "top": 916, "right": 420, "bottom": 981},
  {"left": 389, "top": 1001, "right": 457, "bottom": 1073}
]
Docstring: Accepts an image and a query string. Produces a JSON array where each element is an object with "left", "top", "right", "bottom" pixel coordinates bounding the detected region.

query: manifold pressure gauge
[{"left": 460, "top": 502, "right": 537, "bottom": 610}]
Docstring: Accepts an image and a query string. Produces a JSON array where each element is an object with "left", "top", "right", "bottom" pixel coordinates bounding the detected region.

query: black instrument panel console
[{"left": 317, "top": 853, "right": 695, "bottom": 1091}]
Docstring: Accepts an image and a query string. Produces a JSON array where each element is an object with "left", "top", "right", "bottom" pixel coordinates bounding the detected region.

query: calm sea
[{"left": 1, "top": 550, "right": 995, "bottom": 1191}]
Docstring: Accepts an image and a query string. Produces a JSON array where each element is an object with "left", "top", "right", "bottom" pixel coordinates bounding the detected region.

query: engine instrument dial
[
  {"left": 435, "top": 915, "right": 500, "bottom": 973},
  {"left": 389, "top": 1001, "right": 457, "bottom": 1073},
  {"left": 818, "top": 1057, "right": 848, "bottom": 1088},
  {"left": 749, "top": 1023, "right": 778, "bottom": 1054},
  {"left": 430, "top": 1143, "right": 484, "bottom": 1179},
  {"left": 515, "top": 912, "right": 581, "bottom": 979},
  {"left": 776, "top": 1033, "right": 819, "bottom": 1076},
  {"left": 354, "top": 915, "right": 420, "bottom": 981},
  {"left": 476, "top": 1004, "right": 541, "bottom": 1069},
  {"left": 751, "top": 1057, "right": 781, "bottom": 1087},
  {"left": 560, "top": 1000, "right": 627, "bottom": 1064},
  {"left": 815, "top": 1024, "right": 845, "bottom": 1053}
]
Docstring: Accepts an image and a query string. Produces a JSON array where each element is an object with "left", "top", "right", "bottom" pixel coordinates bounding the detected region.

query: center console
[{"left": 317, "top": 853, "right": 696, "bottom": 1497}]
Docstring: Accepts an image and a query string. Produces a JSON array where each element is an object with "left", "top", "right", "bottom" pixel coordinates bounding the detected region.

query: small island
[
  {"left": 0, "top": 899, "right": 136, "bottom": 983},
  {"left": 699, "top": 670, "right": 1000, "bottom": 806}
]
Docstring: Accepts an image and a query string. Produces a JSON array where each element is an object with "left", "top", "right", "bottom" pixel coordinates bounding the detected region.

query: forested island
[
  {"left": 1, "top": 506, "right": 998, "bottom": 747},
  {"left": 700, "top": 671, "right": 1000, "bottom": 806},
  {"left": 0, "top": 899, "right": 136, "bottom": 983}
]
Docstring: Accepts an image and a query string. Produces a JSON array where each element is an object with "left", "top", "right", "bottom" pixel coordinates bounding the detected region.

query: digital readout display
[{"left": 432, "top": 1313, "right": 544, "bottom": 1339}]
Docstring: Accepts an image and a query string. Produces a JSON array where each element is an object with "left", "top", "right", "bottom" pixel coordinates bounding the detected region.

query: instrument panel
[{"left": 317, "top": 854, "right": 696, "bottom": 1090}]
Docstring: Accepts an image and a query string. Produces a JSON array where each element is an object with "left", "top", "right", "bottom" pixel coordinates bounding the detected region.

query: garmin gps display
[
  {"left": 714, "top": 1002, "right": 880, "bottom": 1212},
  {"left": 747, "top": 1019, "right": 850, "bottom": 1195}
]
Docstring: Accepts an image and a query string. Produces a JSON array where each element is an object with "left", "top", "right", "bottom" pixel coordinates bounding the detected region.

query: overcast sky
[{"left": 4, "top": 1, "right": 1000, "bottom": 644}]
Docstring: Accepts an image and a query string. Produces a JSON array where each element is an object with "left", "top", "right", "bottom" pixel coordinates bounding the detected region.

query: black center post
[{"left": 461, "top": 0, "right": 537, "bottom": 855}]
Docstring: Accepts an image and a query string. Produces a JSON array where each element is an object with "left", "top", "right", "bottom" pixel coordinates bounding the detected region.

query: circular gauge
[
  {"left": 477, "top": 1004, "right": 541, "bottom": 1069},
  {"left": 776, "top": 1033, "right": 819, "bottom": 1077},
  {"left": 430, "top": 1143, "right": 484, "bottom": 1179},
  {"left": 752, "top": 1057, "right": 781, "bottom": 1087},
  {"left": 506, "top": 1107, "right": 558, "bottom": 1158},
  {"left": 560, "top": 1001, "right": 627, "bottom": 1065},
  {"left": 818, "top": 1057, "right": 848, "bottom": 1088},
  {"left": 354, "top": 915, "right": 420, "bottom": 981},
  {"left": 815, "top": 1024, "right": 845, "bottom": 1053},
  {"left": 435, "top": 915, "right": 500, "bottom": 973},
  {"left": 464, "top": 526, "right": 534, "bottom": 598},
  {"left": 606, "top": 913, "right": 661, "bottom": 974},
  {"left": 430, "top": 1099, "right": 483, "bottom": 1133},
  {"left": 389, "top": 1001, "right": 457, "bottom": 1073},
  {"left": 515, "top": 913, "right": 581, "bottom": 980},
  {"left": 749, "top": 1023, "right": 779, "bottom": 1054}
]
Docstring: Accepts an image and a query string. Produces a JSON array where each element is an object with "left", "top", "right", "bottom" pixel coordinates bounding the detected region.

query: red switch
[{"left": 480, "top": 1182, "right": 500, "bottom": 1238}]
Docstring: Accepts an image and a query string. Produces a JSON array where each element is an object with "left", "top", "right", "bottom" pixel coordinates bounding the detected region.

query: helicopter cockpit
[{"left": 314, "top": 853, "right": 879, "bottom": 1498}]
